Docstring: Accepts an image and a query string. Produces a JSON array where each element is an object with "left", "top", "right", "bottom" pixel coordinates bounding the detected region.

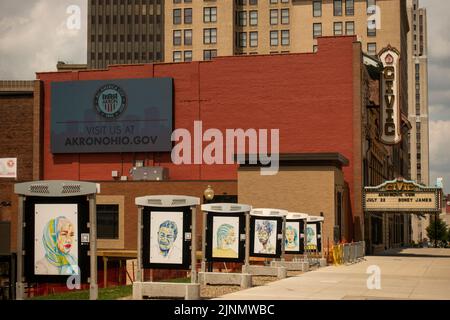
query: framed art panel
[
  {"left": 205, "top": 213, "right": 245, "bottom": 263},
  {"left": 306, "top": 222, "right": 322, "bottom": 252},
  {"left": 285, "top": 220, "right": 305, "bottom": 254},
  {"left": 24, "top": 196, "right": 90, "bottom": 283},
  {"left": 249, "top": 216, "right": 283, "bottom": 258},
  {"left": 142, "top": 206, "right": 192, "bottom": 269}
]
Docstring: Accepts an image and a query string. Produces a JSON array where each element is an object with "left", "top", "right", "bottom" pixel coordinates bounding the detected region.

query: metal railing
[{"left": 332, "top": 241, "right": 365, "bottom": 266}]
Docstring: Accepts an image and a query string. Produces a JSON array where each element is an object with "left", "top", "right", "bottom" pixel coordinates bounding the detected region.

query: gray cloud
[
  {"left": 0, "top": 0, "right": 87, "bottom": 80},
  {"left": 421, "top": 0, "right": 450, "bottom": 192}
]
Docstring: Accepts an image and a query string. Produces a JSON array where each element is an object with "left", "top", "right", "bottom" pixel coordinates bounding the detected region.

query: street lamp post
[{"left": 203, "top": 186, "right": 215, "bottom": 272}]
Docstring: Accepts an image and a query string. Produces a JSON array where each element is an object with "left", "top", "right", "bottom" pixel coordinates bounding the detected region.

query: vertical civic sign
[{"left": 379, "top": 46, "right": 401, "bottom": 145}]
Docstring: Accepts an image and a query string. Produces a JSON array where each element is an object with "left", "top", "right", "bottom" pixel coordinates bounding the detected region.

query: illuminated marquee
[
  {"left": 364, "top": 178, "right": 442, "bottom": 213},
  {"left": 379, "top": 46, "right": 401, "bottom": 145}
]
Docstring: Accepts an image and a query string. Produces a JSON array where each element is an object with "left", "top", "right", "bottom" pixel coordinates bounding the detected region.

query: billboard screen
[{"left": 51, "top": 78, "right": 173, "bottom": 153}]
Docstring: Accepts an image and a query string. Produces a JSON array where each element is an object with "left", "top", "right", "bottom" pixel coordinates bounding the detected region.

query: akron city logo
[{"left": 94, "top": 84, "right": 127, "bottom": 119}]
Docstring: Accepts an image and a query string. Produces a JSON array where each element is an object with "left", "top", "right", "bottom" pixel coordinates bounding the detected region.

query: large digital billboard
[{"left": 51, "top": 78, "right": 173, "bottom": 153}]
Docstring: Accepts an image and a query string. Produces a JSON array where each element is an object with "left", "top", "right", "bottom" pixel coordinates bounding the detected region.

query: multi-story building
[
  {"left": 87, "top": 0, "right": 164, "bottom": 69},
  {"left": 165, "top": 0, "right": 409, "bottom": 61},
  {"left": 408, "top": 0, "right": 430, "bottom": 243}
]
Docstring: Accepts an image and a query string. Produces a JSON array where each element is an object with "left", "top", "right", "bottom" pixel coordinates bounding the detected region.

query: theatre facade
[{"left": 2, "top": 37, "right": 413, "bottom": 286}]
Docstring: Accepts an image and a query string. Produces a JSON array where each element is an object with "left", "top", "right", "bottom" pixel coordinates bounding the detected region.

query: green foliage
[
  {"left": 426, "top": 217, "right": 448, "bottom": 244},
  {"left": 30, "top": 285, "right": 132, "bottom": 300}
]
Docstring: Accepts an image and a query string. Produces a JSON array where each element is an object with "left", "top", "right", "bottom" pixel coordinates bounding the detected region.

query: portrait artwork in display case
[
  {"left": 150, "top": 211, "right": 184, "bottom": 264},
  {"left": 206, "top": 213, "right": 246, "bottom": 263},
  {"left": 306, "top": 223, "right": 321, "bottom": 251},
  {"left": 285, "top": 221, "right": 301, "bottom": 253},
  {"left": 142, "top": 207, "right": 191, "bottom": 269},
  {"left": 212, "top": 216, "right": 239, "bottom": 259},
  {"left": 34, "top": 203, "right": 79, "bottom": 276},
  {"left": 250, "top": 216, "right": 283, "bottom": 258}
]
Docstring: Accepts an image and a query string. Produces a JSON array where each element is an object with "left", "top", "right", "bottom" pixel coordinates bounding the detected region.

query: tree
[{"left": 426, "top": 217, "right": 448, "bottom": 246}]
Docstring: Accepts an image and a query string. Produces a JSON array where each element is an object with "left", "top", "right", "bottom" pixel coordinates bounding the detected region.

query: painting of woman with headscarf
[
  {"left": 34, "top": 204, "right": 79, "bottom": 275},
  {"left": 212, "top": 216, "right": 239, "bottom": 259}
]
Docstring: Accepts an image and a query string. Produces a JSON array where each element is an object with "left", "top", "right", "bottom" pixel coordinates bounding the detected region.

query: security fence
[{"left": 332, "top": 241, "right": 366, "bottom": 266}]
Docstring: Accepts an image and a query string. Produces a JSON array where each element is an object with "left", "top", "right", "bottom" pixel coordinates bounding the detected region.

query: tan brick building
[
  {"left": 408, "top": 0, "right": 430, "bottom": 244},
  {"left": 165, "top": 0, "right": 409, "bottom": 62}
]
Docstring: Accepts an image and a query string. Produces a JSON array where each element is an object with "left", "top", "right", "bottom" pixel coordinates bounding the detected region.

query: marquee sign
[
  {"left": 379, "top": 46, "right": 402, "bottom": 145},
  {"left": 364, "top": 178, "right": 442, "bottom": 213}
]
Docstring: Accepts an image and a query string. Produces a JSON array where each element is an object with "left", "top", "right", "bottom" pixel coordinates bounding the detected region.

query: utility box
[{"left": 131, "top": 167, "right": 168, "bottom": 181}]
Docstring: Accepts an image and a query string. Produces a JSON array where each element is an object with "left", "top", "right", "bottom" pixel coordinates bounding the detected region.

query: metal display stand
[
  {"left": 306, "top": 215, "right": 326, "bottom": 267},
  {"left": 271, "top": 212, "right": 309, "bottom": 272},
  {"left": 198, "top": 203, "right": 252, "bottom": 289},
  {"left": 14, "top": 180, "right": 98, "bottom": 300},
  {"left": 133, "top": 195, "right": 200, "bottom": 300},
  {"left": 242, "top": 208, "right": 288, "bottom": 280}
]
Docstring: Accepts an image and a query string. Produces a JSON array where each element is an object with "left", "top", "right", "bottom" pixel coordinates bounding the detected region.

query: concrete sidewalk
[{"left": 216, "top": 248, "right": 450, "bottom": 300}]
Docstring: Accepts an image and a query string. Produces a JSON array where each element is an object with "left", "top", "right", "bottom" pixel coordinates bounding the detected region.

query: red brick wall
[
  {"left": 0, "top": 94, "right": 34, "bottom": 228},
  {"left": 35, "top": 36, "right": 362, "bottom": 241},
  {"left": 0, "top": 93, "right": 35, "bottom": 252},
  {"left": 37, "top": 36, "right": 356, "bottom": 183}
]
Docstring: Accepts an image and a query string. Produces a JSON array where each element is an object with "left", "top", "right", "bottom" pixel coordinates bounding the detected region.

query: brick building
[
  {"left": 0, "top": 81, "right": 40, "bottom": 247},
  {"left": 31, "top": 36, "right": 409, "bottom": 254},
  {"left": 2, "top": 37, "right": 411, "bottom": 293}
]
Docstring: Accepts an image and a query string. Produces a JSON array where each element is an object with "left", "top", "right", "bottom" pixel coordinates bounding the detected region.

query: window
[
  {"left": 173, "top": 51, "right": 182, "bottom": 62},
  {"left": 249, "top": 0, "right": 258, "bottom": 4},
  {"left": 270, "top": 30, "right": 278, "bottom": 46},
  {"left": 184, "top": 8, "right": 192, "bottom": 24},
  {"left": 184, "top": 50, "right": 192, "bottom": 62},
  {"left": 204, "top": 28, "right": 217, "bottom": 44},
  {"left": 204, "top": 7, "right": 217, "bottom": 23},
  {"left": 173, "top": 9, "right": 182, "bottom": 24},
  {"left": 250, "top": 31, "right": 258, "bottom": 47},
  {"left": 281, "top": 9, "right": 289, "bottom": 24},
  {"left": 313, "top": 1, "right": 322, "bottom": 17},
  {"left": 367, "top": 0, "right": 376, "bottom": 14},
  {"left": 204, "top": 49, "right": 217, "bottom": 61},
  {"left": 345, "top": 0, "right": 354, "bottom": 16},
  {"left": 97, "top": 205, "right": 119, "bottom": 239},
  {"left": 270, "top": 0, "right": 278, "bottom": 3},
  {"left": 334, "top": 0, "right": 342, "bottom": 16},
  {"left": 249, "top": 10, "right": 258, "bottom": 26},
  {"left": 239, "top": 32, "right": 247, "bottom": 47},
  {"left": 238, "top": 11, "right": 247, "bottom": 26},
  {"left": 281, "top": 0, "right": 289, "bottom": 2},
  {"left": 334, "top": 22, "right": 343, "bottom": 35},
  {"left": 313, "top": 23, "right": 322, "bottom": 38},
  {"left": 367, "top": 42, "right": 377, "bottom": 56},
  {"left": 346, "top": 21, "right": 355, "bottom": 35},
  {"left": 281, "top": 30, "right": 289, "bottom": 46},
  {"left": 367, "top": 24, "right": 376, "bottom": 37},
  {"left": 173, "top": 30, "right": 182, "bottom": 45},
  {"left": 184, "top": 29, "right": 192, "bottom": 45},
  {"left": 270, "top": 9, "right": 278, "bottom": 25}
]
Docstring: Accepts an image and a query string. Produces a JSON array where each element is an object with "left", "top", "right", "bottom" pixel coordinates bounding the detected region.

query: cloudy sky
[{"left": 0, "top": 0, "right": 449, "bottom": 191}]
